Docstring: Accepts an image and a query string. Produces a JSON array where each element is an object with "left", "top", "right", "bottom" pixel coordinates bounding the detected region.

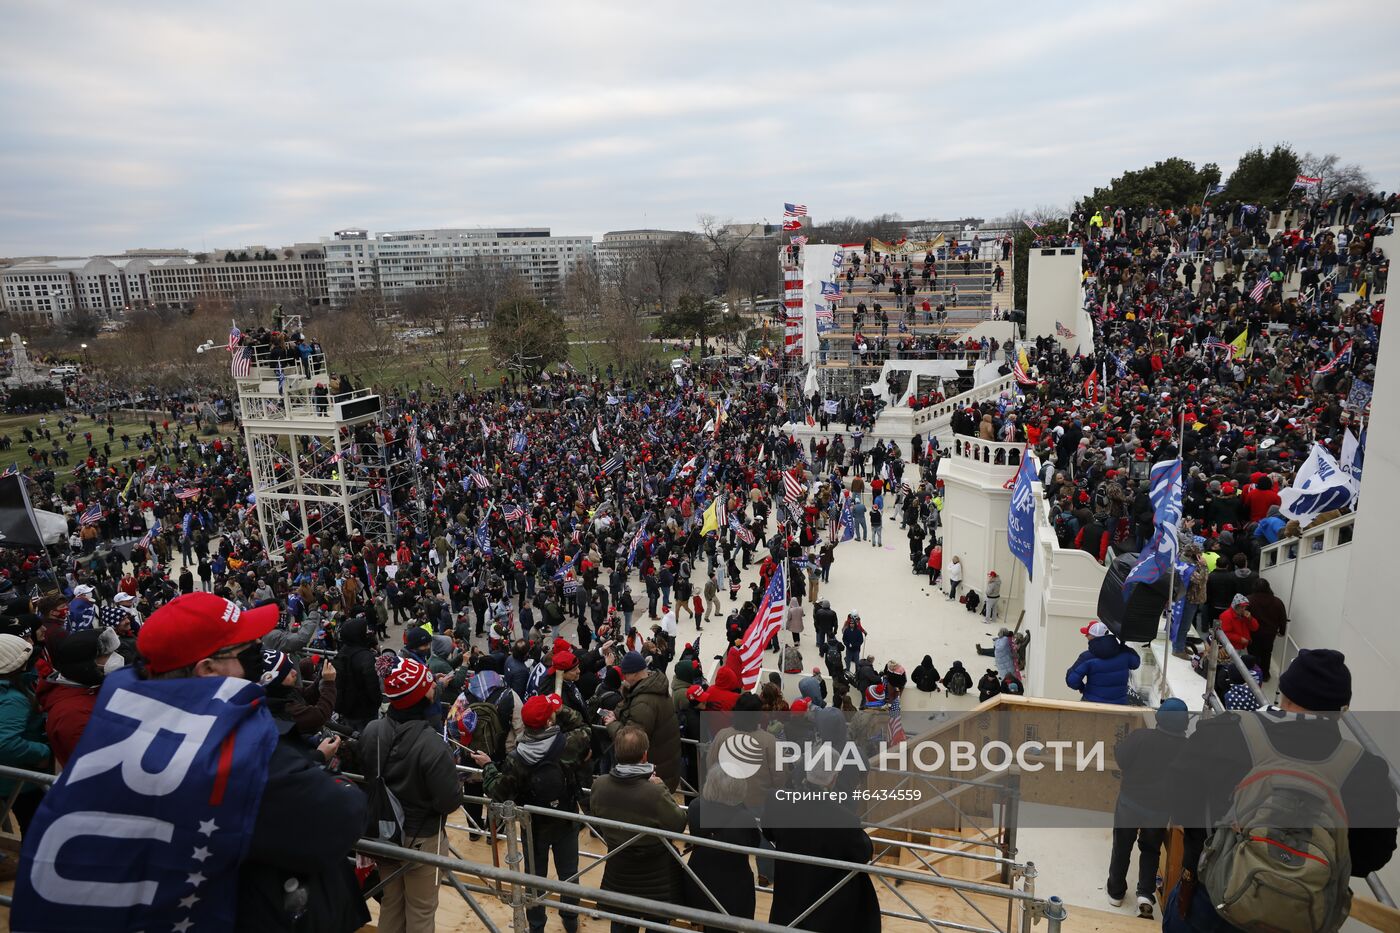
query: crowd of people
[{"left": 0, "top": 189, "right": 1392, "bottom": 931}]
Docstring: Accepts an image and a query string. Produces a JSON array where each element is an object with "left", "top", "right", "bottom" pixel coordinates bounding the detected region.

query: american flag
[
  {"left": 1315, "top": 340, "right": 1354, "bottom": 376},
  {"left": 79, "top": 503, "right": 102, "bottom": 526},
  {"left": 502, "top": 504, "right": 524, "bottom": 522},
  {"left": 327, "top": 450, "right": 344, "bottom": 465},
  {"left": 138, "top": 519, "right": 160, "bottom": 550},
  {"left": 790, "top": 235, "right": 808, "bottom": 246},
  {"left": 782, "top": 470, "right": 804, "bottom": 504},
  {"left": 737, "top": 566, "right": 786, "bottom": 690},
  {"left": 464, "top": 468, "right": 490, "bottom": 489},
  {"left": 729, "top": 515, "right": 754, "bottom": 545},
  {"left": 1250, "top": 277, "right": 1270, "bottom": 302},
  {"left": 783, "top": 203, "right": 808, "bottom": 217},
  {"left": 1011, "top": 359, "right": 1038, "bottom": 386},
  {"left": 175, "top": 487, "right": 202, "bottom": 500},
  {"left": 600, "top": 455, "right": 624, "bottom": 477},
  {"left": 1, "top": 465, "right": 18, "bottom": 477},
  {"left": 226, "top": 324, "right": 241, "bottom": 352},
  {"left": 230, "top": 347, "right": 251, "bottom": 378},
  {"left": 887, "top": 691, "right": 907, "bottom": 745},
  {"left": 1054, "top": 321, "right": 1075, "bottom": 339}
]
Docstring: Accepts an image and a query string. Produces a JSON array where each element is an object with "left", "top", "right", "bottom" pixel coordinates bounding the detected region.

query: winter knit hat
[
  {"left": 404, "top": 626, "right": 433, "bottom": 651},
  {"left": 0, "top": 634, "right": 32, "bottom": 674},
  {"left": 619, "top": 651, "right": 647, "bottom": 675},
  {"left": 1278, "top": 649, "right": 1352, "bottom": 711},
  {"left": 863, "top": 684, "right": 887, "bottom": 708},
  {"left": 259, "top": 649, "right": 296, "bottom": 688},
  {"left": 383, "top": 656, "right": 435, "bottom": 709}
]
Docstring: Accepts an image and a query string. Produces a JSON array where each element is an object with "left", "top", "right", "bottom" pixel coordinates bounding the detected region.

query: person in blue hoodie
[{"left": 1065, "top": 620, "right": 1140, "bottom": 705}]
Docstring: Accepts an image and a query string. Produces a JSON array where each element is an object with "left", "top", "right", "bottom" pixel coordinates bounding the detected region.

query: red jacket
[
  {"left": 1219, "top": 607, "right": 1258, "bottom": 650},
  {"left": 36, "top": 677, "right": 99, "bottom": 769}
]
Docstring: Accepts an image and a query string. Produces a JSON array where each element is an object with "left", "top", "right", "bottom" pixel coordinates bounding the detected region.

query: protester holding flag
[{"left": 13, "top": 592, "right": 370, "bottom": 932}]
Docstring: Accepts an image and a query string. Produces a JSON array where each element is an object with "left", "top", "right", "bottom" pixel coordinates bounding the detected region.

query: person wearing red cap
[
  {"left": 360, "top": 656, "right": 461, "bottom": 933},
  {"left": 478, "top": 692, "right": 590, "bottom": 933},
  {"left": 130, "top": 592, "right": 370, "bottom": 931}
]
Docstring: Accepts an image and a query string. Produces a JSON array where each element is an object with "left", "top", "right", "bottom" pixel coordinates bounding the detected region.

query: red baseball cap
[
  {"left": 137, "top": 593, "right": 280, "bottom": 675},
  {"left": 521, "top": 693, "right": 563, "bottom": 729}
]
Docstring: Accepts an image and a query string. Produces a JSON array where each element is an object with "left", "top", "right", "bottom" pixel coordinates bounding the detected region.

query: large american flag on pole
[
  {"left": 782, "top": 470, "right": 804, "bottom": 504},
  {"left": 737, "top": 566, "right": 786, "bottom": 690},
  {"left": 1249, "top": 277, "right": 1270, "bottom": 302},
  {"left": 783, "top": 202, "right": 808, "bottom": 217},
  {"left": 230, "top": 346, "right": 251, "bottom": 378}
]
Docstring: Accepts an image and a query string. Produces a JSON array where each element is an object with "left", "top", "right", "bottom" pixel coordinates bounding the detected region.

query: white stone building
[{"left": 321, "top": 227, "right": 593, "bottom": 308}]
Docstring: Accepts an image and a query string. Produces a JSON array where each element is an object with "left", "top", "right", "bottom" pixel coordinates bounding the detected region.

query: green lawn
[{"left": 0, "top": 411, "right": 158, "bottom": 472}]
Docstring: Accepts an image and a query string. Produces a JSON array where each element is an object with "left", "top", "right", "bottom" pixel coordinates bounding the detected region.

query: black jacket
[
  {"left": 237, "top": 721, "right": 370, "bottom": 932},
  {"left": 1112, "top": 723, "right": 1187, "bottom": 824},
  {"left": 764, "top": 797, "right": 880, "bottom": 933},
  {"left": 332, "top": 617, "right": 381, "bottom": 727},
  {"left": 360, "top": 714, "right": 462, "bottom": 838}
]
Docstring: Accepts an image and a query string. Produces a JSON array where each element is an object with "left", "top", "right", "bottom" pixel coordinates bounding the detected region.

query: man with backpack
[
  {"left": 478, "top": 693, "right": 591, "bottom": 933},
  {"left": 360, "top": 657, "right": 462, "bottom": 933},
  {"left": 1165, "top": 650, "right": 1399, "bottom": 932}
]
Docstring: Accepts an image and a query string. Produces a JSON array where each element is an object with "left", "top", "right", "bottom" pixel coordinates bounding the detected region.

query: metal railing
[{"left": 0, "top": 762, "right": 1066, "bottom": 933}]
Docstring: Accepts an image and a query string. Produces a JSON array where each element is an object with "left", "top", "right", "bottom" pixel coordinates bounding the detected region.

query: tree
[
  {"left": 698, "top": 215, "right": 756, "bottom": 298},
  {"left": 637, "top": 233, "right": 710, "bottom": 315},
  {"left": 1299, "top": 152, "right": 1375, "bottom": 202},
  {"left": 488, "top": 293, "right": 570, "bottom": 379},
  {"left": 1079, "top": 158, "right": 1222, "bottom": 210},
  {"left": 1223, "top": 144, "right": 1300, "bottom": 205},
  {"left": 657, "top": 294, "right": 724, "bottom": 351}
]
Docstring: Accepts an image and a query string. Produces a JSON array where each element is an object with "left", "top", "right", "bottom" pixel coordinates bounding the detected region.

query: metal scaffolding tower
[{"left": 234, "top": 317, "right": 417, "bottom": 556}]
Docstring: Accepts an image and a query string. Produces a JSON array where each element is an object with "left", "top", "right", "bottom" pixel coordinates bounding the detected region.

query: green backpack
[{"left": 1199, "top": 713, "right": 1362, "bottom": 933}]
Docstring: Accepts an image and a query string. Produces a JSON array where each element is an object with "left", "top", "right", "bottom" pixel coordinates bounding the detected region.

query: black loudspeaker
[{"left": 1096, "top": 552, "right": 1175, "bottom": 642}]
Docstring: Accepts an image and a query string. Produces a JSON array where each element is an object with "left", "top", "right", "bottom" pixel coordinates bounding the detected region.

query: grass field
[{"left": 0, "top": 411, "right": 162, "bottom": 472}]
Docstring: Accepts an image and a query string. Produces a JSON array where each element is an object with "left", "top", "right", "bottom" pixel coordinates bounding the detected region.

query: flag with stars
[{"left": 12, "top": 668, "right": 278, "bottom": 932}]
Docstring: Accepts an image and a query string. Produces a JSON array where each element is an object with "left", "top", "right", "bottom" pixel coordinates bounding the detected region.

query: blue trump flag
[
  {"left": 13, "top": 669, "right": 276, "bottom": 932},
  {"left": 839, "top": 495, "right": 855, "bottom": 542},
  {"left": 1123, "top": 459, "right": 1184, "bottom": 602},
  {"left": 1006, "top": 450, "right": 1038, "bottom": 580}
]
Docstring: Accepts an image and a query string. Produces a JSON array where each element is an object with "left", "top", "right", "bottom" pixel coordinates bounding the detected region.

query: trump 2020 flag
[
  {"left": 1006, "top": 450, "right": 1038, "bottom": 580},
  {"left": 1122, "top": 459, "right": 1183, "bottom": 602},
  {"left": 1280, "top": 442, "right": 1354, "bottom": 521},
  {"left": 13, "top": 669, "right": 277, "bottom": 932}
]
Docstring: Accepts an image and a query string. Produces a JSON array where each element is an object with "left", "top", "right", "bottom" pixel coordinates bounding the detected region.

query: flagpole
[{"left": 1157, "top": 410, "right": 1187, "bottom": 698}]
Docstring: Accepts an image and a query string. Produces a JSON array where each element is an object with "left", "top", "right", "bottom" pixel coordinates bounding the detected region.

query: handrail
[
  {"left": 911, "top": 374, "right": 1016, "bottom": 434},
  {"left": 0, "top": 763, "right": 1063, "bottom": 933}
]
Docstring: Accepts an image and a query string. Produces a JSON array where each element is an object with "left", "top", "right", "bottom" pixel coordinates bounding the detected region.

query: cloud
[{"left": 0, "top": 0, "right": 1397, "bottom": 255}]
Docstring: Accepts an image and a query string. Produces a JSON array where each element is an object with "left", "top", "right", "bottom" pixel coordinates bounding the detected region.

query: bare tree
[
  {"left": 697, "top": 215, "right": 758, "bottom": 299},
  {"left": 1299, "top": 152, "right": 1375, "bottom": 202},
  {"left": 637, "top": 233, "right": 710, "bottom": 315}
]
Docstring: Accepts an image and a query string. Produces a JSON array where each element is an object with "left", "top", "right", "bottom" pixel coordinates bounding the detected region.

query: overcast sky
[{"left": 3, "top": 0, "right": 1398, "bottom": 256}]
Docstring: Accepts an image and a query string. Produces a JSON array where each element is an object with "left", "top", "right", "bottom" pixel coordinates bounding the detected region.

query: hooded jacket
[
  {"left": 703, "top": 665, "right": 742, "bottom": 712},
  {"left": 35, "top": 676, "right": 98, "bottom": 769},
  {"left": 911, "top": 655, "right": 941, "bottom": 692},
  {"left": 942, "top": 662, "right": 972, "bottom": 695},
  {"left": 332, "top": 616, "right": 382, "bottom": 727},
  {"left": 797, "top": 673, "right": 827, "bottom": 707},
  {"left": 1065, "top": 635, "right": 1141, "bottom": 705},
  {"left": 608, "top": 669, "right": 682, "bottom": 791}
]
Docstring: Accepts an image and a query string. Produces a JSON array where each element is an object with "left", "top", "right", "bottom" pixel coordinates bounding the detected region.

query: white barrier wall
[
  {"left": 799, "top": 244, "right": 842, "bottom": 366},
  {"left": 1021, "top": 485, "right": 1109, "bottom": 699},
  {"left": 937, "top": 437, "right": 1020, "bottom": 592},
  {"left": 1026, "top": 247, "right": 1093, "bottom": 356}
]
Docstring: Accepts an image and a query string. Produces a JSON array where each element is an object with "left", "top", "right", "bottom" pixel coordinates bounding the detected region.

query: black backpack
[{"left": 512, "top": 734, "right": 577, "bottom": 812}]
